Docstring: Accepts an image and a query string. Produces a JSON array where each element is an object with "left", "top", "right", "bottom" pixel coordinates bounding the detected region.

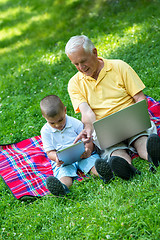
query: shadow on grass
[
  {"left": 1, "top": 0, "right": 160, "bottom": 85},
  {"left": 0, "top": 0, "right": 159, "bottom": 53}
]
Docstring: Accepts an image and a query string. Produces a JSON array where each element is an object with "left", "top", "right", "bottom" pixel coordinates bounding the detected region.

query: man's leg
[
  {"left": 111, "top": 149, "right": 132, "bottom": 164},
  {"left": 95, "top": 142, "right": 137, "bottom": 181},
  {"left": 78, "top": 153, "right": 114, "bottom": 183},
  {"left": 131, "top": 136, "right": 148, "bottom": 160},
  {"left": 95, "top": 159, "right": 114, "bottom": 182},
  {"left": 131, "top": 134, "right": 160, "bottom": 167},
  {"left": 129, "top": 121, "right": 160, "bottom": 167},
  {"left": 109, "top": 149, "right": 141, "bottom": 180}
]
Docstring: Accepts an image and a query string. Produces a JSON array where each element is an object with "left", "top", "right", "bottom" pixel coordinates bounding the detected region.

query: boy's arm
[{"left": 47, "top": 150, "right": 64, "bottom": 167}]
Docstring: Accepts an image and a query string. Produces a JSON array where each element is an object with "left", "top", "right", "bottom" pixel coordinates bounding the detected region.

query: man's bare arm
[
  {"left": 133, "top": 91, "right": 147, "bottom": 103},
  {"left": 79, "top": 102, "right": 96, "bottom": 127},
  {"left": 74, "top": 102, "right": 96, "bottom": 143}
]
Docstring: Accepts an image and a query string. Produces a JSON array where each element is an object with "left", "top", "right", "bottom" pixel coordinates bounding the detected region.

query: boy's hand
[
  {"left": 47, "top": 150, "right": 64, "bottom": 167},
  {"left": 55, "top": 154, "right": 64, "bottom": 167},
  {"left": 80, "top": 148, "right": 92, "bottom": 159}
]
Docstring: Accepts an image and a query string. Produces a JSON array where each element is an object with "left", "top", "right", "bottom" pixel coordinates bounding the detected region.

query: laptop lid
[
  {"left": 56, "top": 141, "right": 85, "bottom": 166},
  {"left": 93, "top": 100, "right": 151, "bottom": 150}
]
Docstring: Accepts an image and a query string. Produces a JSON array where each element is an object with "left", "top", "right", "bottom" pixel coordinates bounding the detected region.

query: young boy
[{"left": 40, "top": 95, "right": 110, "bottom": 196}]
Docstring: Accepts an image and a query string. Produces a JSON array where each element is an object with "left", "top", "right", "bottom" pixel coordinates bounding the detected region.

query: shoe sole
[
  {"left": 95, "top": 158, "right": 114, "bottom": 182},
  {"left": 147, "top": 134, "right": 160, "bottom": 167},
  {"left": 46, "top": 176, "right": 66, "bottom": 196},
  {"left": 110, "top": 157, "right": 136, "bottom": 180}
]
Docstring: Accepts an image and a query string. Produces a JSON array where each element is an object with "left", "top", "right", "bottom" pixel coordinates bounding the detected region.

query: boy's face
[{"left": 44, "top": 107, "right": 66, "bottom": 131}]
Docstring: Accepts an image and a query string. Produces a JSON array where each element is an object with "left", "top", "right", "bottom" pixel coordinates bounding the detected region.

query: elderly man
[{"left": 65, "top": 35, "right": 160, "bottom": 181}]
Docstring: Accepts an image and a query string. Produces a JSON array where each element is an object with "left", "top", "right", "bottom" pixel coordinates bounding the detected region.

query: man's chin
[
  {"left": 81, "top": 68, "right": 90, "bottom": 75},
  {"left": 83, "top": 70, "right": 92, "bottom": 76}
]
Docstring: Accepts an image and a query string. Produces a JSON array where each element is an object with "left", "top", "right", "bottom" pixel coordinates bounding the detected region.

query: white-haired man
[{"left": 65, "top": 35, "right": 160, "bottom": 181}]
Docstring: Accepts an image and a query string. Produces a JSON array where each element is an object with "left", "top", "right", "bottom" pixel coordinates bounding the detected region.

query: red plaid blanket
[{"left": 0, "top": 96, "right": 160, "bottom": 200}]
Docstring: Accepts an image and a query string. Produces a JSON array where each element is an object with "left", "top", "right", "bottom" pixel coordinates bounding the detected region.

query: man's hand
[
  {"left": 74, "top": 102, "right": 96, "bottom": 144},
  {"left": 73, "top": 128, "right": 92, "bottom": 144}
]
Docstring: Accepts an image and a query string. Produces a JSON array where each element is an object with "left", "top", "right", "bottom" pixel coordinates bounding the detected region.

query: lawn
[{"left": 0, "top": 0, "right": 160, "bottom": 239}]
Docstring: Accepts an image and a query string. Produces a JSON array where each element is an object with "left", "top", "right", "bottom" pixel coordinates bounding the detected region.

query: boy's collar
[{"left": 47, "top": 115, "right": 72, "bottom": 132}]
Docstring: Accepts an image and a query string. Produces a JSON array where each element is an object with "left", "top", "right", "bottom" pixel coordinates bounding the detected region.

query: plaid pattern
[
  {"left": 147, "top": 96, "right": 160, "bottom": 135},
  {"left": 0, "top": 96, "right": 160, "bottom": 200},
  {"left": 0, "top": 136, "right": 86, "bottom": 200},
  {"left": 0, "top": 136, "right": 53, "bottom": 199}
]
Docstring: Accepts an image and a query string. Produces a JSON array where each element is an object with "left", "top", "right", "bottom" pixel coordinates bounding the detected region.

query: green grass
[{"left": 0, "top": 0, "right": 160, "bottom": 239}]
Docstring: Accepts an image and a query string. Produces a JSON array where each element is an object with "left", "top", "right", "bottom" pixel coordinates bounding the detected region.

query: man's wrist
[{"left": 84, "top": 123, "right": 94, "bottom": 132}]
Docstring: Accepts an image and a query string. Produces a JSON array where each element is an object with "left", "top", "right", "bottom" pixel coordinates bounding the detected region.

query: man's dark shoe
[
  {"left": 95, "top": 158, "right": 114, "bottom": 183},
  {"left": 46, "top": 176, "right": 69, "bottom": 196},
  {"left": 147, "top": 134, "right": 160, "bottom": 168},
  {"left": 109, "top": 156, "right": 140, "bottom": 180}
]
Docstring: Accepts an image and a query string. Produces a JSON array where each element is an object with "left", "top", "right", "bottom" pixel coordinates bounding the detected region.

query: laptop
[
  {"left": 93, "top": 100, "right": 151, "bottom": 150},
  {"left": 56, "top": 141, "right": 85, "bottom": 166}
]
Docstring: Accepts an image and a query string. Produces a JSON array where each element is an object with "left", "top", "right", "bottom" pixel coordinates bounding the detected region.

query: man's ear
[
  {"left": 92, "top": 48, "right": 97, "bottom": 57},
  {"left": 64, "top": 106, "right": 67, "bottom": 113}
]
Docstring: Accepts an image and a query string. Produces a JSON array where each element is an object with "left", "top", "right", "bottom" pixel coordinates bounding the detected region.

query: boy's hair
[
  {"left": 65, "top": 35, "right": 95, "bottom": 55},
  {"left": 40, "top": 95, "right": 65, "bottom": 118}
]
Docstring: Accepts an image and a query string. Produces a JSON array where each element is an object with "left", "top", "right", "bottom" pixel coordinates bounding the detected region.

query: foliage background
[{"left": 0, "top": 0, "right": 160, "bottom": 239}]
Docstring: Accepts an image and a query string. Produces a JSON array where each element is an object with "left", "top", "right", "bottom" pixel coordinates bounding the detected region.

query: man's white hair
[{"left": 65, "top": 35, "right": 95, "bottom": 55}]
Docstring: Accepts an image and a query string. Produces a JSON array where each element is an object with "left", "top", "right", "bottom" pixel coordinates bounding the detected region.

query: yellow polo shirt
[{"left": 68, "top": 58, "right": 145, "bottom": 120}]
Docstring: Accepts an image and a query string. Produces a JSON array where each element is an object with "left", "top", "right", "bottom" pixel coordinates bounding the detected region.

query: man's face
[{"left": 68, "top": 47, "right": 99, "bottom": 78}]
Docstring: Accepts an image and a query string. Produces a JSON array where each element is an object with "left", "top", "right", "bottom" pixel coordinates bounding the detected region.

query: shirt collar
[
  {"left": 102, "top": 58, "right": 112, "bottom": 72},
  {"left": 78, "top": 57, "right": 112, "bottom": 82},
  {"left": 46, "top": 115, "right": 72, "bottom": 133}
]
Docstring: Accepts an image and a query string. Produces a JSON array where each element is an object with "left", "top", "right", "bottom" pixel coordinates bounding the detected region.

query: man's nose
[{"left": 79, "top": 63, "right": 84, "bottom": 71}]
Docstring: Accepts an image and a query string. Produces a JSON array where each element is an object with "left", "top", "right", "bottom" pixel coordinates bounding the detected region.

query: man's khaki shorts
[{"left": 93, "top": 121, "right": 157, "bottom": 161}]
